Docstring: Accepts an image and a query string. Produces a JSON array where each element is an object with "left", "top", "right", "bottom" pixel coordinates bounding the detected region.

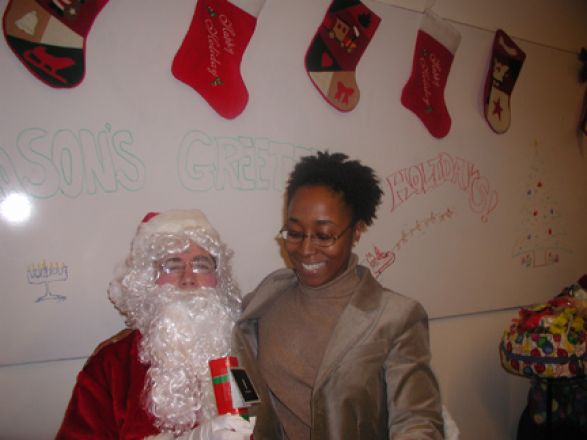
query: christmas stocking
[
  {"left": 401, "top": 9, "right": 461, "bottom": 139},
  {"left": 172, "top": 0, "right": 265, "bottom": 120},
  {"left": 483, "top": 29, "right": 526, "bottom": 134},
  {"left": 3, "top": 0, "right": 109, "bottom": 88},
  {"left": 305, "top": 0, "right": 381, "bottom": 112}
]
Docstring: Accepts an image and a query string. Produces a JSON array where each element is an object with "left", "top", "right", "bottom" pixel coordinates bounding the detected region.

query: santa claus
[{"left": 57, "top": 209, "right": 252, "bottom": 439}]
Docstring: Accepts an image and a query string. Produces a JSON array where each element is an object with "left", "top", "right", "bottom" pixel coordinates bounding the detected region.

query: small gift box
[{"left": 209, "top": 356, "right": 260, "bottom": 418}]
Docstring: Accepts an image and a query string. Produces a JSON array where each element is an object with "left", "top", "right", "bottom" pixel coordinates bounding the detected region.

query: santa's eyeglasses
[{"left": 157, "top": 255, "right": 216, "bottom": 276}]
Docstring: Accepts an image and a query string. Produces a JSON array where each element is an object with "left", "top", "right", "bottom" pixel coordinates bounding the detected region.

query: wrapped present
[
  {"left": 526, "top": 377, "right": 587, "bottom": 428},
  {"left": 209, "top": 356, "right": 260, "bottom": 418},
  {"left": 499, "top": 286, "right": 587, "bottom": 379}
]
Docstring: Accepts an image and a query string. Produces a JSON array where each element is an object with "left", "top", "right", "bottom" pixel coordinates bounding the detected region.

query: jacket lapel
[
  {"left": 313, "top": 269, "right": 384, "bottom": 391},
  {"left": 239, "top": 268, "right": 296, "bottom": 322}
]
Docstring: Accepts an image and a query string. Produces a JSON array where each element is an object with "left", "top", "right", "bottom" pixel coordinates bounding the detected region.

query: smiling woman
[
  {"left": 281, "top": 185, "right": 359, "bottom": 288},
  {"left": 234, "top": 151, "right": 446, "bottom": 440}
]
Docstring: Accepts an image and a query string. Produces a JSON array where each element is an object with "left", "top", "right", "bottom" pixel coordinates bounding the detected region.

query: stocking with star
[{"left": 483, "top": 29, "right": 526, "bottom": 134}]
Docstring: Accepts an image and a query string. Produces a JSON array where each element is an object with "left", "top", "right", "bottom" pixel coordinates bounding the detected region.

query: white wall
[
  {"left": 430, "top": 310, "right": 530, "bottom": 440},
  {"left": 1, "top": 0, "right": 585, "bottom": 439}
]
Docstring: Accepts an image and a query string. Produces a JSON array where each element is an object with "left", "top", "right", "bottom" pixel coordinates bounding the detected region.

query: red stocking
[
  {"left": 401, "top": 9, "right": 461, "bottom": 139},
  {"left": 172, "top": 0, "right": 265, "bottom": 119},
  {"left": 3, "top": 0, "right": 109, "bottom": 88}
]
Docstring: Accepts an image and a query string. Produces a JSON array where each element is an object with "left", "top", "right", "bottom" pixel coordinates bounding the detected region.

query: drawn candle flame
[{"left": 27, "top": 260, "right": 68, "bottom": 282}]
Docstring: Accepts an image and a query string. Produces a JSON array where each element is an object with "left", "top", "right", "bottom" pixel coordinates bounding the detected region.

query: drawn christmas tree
[{"left": 512, "top": 143, "right": 568, "bottom": 267}]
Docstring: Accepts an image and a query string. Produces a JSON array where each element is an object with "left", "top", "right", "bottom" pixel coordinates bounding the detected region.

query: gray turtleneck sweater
[{"left": 257, "top": 256, "right": 361, "bottom": 439}]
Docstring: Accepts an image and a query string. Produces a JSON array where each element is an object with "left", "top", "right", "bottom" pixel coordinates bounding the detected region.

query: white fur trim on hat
[{"left": 135, "top": 209, "right": 219, "bottom": 243}]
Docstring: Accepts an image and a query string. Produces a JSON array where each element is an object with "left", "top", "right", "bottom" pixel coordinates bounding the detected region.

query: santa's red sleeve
[{"left": 55, "top": 330, "right": 160, "bottom": 439}]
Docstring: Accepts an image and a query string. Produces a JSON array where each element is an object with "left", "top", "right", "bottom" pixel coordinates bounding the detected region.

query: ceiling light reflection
[{"left": 0, "top": 192, "right": 33, "bottom": 224}]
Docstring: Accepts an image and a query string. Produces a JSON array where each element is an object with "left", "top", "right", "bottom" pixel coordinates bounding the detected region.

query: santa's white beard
[{"left": 134, "top": 285, "right": 234, "bottom": 434}]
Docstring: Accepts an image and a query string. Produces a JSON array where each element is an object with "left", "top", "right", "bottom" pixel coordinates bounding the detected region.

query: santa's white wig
[
  {"left": 109, "top": 209, "right": 241, "bottom": 324},
  {"left": 107, "top": 209, "right": 241, "bottom": 434}
]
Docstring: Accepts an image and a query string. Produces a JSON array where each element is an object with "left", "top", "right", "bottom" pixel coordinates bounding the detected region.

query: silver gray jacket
[{"left": 233, "top": 265, "right": 444, "bottom": 440}]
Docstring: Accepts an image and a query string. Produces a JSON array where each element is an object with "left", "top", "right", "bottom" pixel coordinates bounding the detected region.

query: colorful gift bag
[{"left": 499, "top": 291, "right": 587, "bottom": 379}]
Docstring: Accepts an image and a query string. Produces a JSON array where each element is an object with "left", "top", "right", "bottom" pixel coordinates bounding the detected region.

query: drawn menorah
[{"left": 27, "top": 260, "right": 68, "bottom": 302}]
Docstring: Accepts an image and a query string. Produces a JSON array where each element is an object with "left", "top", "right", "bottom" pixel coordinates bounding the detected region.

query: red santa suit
[
  {"left": 57, "top": 209, "right": 247, "bottom": 439},
  {"left": 56, "top": 330, "right": 160, "bottom": 439}
]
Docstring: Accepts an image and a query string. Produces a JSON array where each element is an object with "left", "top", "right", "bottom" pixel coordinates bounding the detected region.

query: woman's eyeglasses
[{"left": 278, "top": 223, "right": 354, "bottom": 248}]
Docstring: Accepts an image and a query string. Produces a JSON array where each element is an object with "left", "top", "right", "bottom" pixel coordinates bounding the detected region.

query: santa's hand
[{"left": 181, "top": 414, "right": 253, "bottom": 440}]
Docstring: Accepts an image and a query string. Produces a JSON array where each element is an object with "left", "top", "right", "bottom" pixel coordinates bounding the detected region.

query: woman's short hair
[{"left": 286, "top": 151, "right": 383, "bottom": 226}]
